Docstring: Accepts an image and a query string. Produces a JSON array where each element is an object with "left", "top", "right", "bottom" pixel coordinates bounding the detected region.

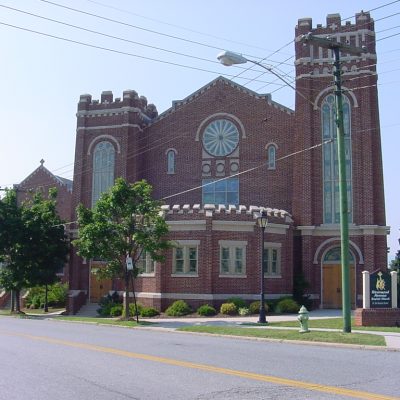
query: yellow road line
[{"left": 3, "top": 330, "right": 397, "bottom": 400}]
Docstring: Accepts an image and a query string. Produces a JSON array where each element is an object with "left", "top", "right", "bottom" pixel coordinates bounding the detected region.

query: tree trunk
[
  {"left": 131, "top": 274, "right": 139, "bottom": 323},
  {"left": 10, "top": 290, "right": 15, "bottom": 313},
  {"left": 15, "top": 289, "right": 21, "bottom": 313},
  {"left": 123, "top": 270, "right": 130, "bottom": 320},
  {"left": 44, "top": 284, "right": 48, "bottom": 313}
]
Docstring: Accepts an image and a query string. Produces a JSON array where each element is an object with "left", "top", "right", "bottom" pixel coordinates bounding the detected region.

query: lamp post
[
  {"left": 217, "top": 51, "right": 298, "bottom": 92},
  {"left": 257, "top": 212, "right": 268, "bottom": 324},
  {"left": 299, "top": 34, "right": 366, "bottom": 333}
]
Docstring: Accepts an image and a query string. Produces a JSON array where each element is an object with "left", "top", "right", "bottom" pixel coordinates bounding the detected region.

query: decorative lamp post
[{"left": 257, "top": 212, "right": 268, "bottom": 324}]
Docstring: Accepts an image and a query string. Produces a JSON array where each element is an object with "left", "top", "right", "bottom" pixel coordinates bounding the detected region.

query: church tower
[{"left": 292, "top": 12, "right": 387, "bottom": 307}]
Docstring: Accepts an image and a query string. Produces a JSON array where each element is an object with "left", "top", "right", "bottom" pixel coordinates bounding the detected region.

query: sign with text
[{"left": 370, "top": 270, "right": 391, "bottom": 308}]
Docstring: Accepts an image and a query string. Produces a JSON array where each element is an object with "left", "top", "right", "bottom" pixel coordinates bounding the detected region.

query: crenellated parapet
[
  {"left": 76, "top": 90, "right": 158, "bottom": 129},
  {"left": 160, "top": 204, "right": 293, "bottom": 223},
  {"left": 295, "top": 11, "right": 376, "bottom": 74}
]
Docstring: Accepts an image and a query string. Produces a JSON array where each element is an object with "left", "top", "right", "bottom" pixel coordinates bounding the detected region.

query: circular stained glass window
[{"left": 202, "top": 119, "right": 239, "bottom": 157}]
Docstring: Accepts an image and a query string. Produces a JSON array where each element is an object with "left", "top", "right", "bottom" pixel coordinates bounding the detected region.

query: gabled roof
[
  {"left": 151, "top": 76, "right": 294, "bottom": 125},
  {"left": 17, "top": 160, "right": 73, "bottom": 193}
]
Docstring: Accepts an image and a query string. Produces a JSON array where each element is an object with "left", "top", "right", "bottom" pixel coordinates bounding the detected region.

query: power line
[
  {"left": 0, "top": 21, "right": 285, "bottom": 87},
  {"left": 84, "top": 0, "right": 293, "bottom": 56},
  {"left": 37, "top": 0, "right": 292, "bottom": 63}
]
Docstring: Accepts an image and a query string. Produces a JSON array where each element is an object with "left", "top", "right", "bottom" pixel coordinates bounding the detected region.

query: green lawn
[
  {"left": 265, "top": 318, "right": 400, "bottom": 333},
  {"left": 177, "top": 326, "right": 386, "bottom": 346}
]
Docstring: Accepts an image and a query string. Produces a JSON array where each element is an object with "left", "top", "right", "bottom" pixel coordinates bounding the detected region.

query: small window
[
  {"left": 267, "top": 145, "right": 276, "bottom": 170},
  {"left": 137, "top": 251, "right": 155, "bottom": 275},
  {"left": 167, "top": 149, "right": 176, "bottom": 174},
  {"left": 172, "top": 242, "right": 199, "bottom": 275},
  {"left": 219, "top": 241, "right": 246, "bottom": 276},
  {"left": 262, "top": 246, "right": 281, "bottom": 276}
]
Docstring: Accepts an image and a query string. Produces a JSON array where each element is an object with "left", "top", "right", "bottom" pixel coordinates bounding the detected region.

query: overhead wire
[{"left": 2, "top": 1, "right": 397, "bottom": 206}]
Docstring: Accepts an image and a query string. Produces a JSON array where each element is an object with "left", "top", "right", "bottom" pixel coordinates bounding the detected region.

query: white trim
[
  {"left": 173, "top": 239, "right": 201, "bottom": 245},
  {"left": 298, "top": 224, "right": 389, "bottom": 237},
  {"left": 314, "top": 86, "right": 358, "bottom": 110},
  {"left": 77, "top": 106, "right": 142, "bottom": 117},
  {"left": 218, "top": 240, "right": 248, "bottom": 246},
  {"left": 165, "top": 148, "right": 178, "bottom": 155},
  {"left": 131, "top": 292, "right": 292, "bottom": 300},
  {"left": 212, "top": 220, "right": 254, "bottom": 232},
  {"left": 87, "top": 135, "right": 121, "bottom": 155},
  {"left": 313, "top": 237, "right": 364, "bottom": 265},
  {"left": 167, "top": 220, "right": 206, "bottom": 231},
  {"left": 77, "top": 124, "right": 142, "bottom": 132}
]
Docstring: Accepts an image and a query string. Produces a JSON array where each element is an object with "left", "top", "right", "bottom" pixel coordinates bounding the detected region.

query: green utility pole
[{"left": 300, "top": 34, "right": 366, "bottom": 333}]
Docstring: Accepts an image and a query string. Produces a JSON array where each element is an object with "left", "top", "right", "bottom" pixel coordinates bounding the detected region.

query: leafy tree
[
  {"left": 73, "top": 178, "right": 170, "bottom": 320},
  {"left": 0, "top": 188, "right": 68, "bottom": 312},
  {"left": 22, "top": 189, "right": 69, "bottom": 311}
]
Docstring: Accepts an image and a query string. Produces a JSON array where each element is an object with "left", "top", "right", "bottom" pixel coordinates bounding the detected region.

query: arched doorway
[{"left": 322, "top": 247, "right": 356, "bottom": 309}]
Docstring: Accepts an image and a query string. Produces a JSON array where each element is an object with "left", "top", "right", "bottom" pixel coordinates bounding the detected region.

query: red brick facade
[
  {"left": 15, "top": 161, "right": 72, "bottom": 280},
  {"left": 68, "top": 12, "right": 388, "bottom": 312}
]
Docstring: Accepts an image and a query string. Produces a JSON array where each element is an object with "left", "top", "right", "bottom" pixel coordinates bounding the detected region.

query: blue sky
[{"left": 0, "top": 0, "right": 399, "bottom": 261}]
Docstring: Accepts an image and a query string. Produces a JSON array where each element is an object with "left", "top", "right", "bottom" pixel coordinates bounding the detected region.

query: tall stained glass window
[
  {"left": 92, "top": 141, "right": 115, "bottom": 207},
  {"left": 322, "top": 94, "right": 352, "bottom": 224}
]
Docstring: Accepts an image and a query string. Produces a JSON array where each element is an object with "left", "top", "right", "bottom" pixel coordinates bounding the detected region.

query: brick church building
[{"left": 68, "top": 11, "right": 388, "bottom": 313}]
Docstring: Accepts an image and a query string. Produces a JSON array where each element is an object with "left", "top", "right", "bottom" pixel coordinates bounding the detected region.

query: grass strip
[
  {"left": 264, "top": 318, "right": 400, "bottom": 333},
  {"left": 177, "top": 326, "right": 386, "bottom": 346}
]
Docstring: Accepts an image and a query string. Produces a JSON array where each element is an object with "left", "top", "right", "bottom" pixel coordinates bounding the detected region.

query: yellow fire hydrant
[{"left": 297, "top": 305, "right": 310, "bottom": 333}]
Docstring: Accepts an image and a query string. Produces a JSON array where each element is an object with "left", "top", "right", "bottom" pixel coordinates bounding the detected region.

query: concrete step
[{"left": 75, "top": 302, "right": 100, "bottom": 317}]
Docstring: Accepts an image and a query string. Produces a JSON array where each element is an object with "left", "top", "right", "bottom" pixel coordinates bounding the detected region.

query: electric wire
[{"left": 0, "top": 21, "right": 285, "bottom": 87}]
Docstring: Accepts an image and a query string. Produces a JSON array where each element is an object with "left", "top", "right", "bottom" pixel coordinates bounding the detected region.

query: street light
[
  {"left": 257, "top": 212, "right": 268, "bottom": 324},
  {"left": 217, "top": 50, "right": 308, "bottom": 103}
]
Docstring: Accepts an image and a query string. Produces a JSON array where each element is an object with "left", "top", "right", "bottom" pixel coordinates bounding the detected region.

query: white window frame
[
  {"left": 263, "top": 242, "right": 282, "bottom": 278},
  {"left": 219, "top": 240, "right": 247, "bottom": 277},
  {"left": 172, "top": 240, "right": 199, "bottom": 276},
  {"left": 137, "top": 251, "right": 156, "bottom": 276}
]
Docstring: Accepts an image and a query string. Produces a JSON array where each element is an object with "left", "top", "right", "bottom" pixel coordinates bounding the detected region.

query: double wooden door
[
  {"left": 90, "top": 266, "right": 112, "bottom": 302},
  {"left": 323, "top": 264, "right": 355, "bottom": 309}
]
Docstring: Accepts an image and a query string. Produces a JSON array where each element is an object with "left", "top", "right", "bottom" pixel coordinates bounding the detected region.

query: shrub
[
  {"left": 110, "top": 304, "right": 123, "bottom": 317},
  {"left": 97, "top": 292, "right": 122, "bottom": 317},
  {"left": 197, "top": 304, "right": 217, "bottom": 316},
  {"left": 165, "top": 300, "right": 192, "bottom": 316},
  {"left": 248, "top": 301, "right": 269, "bottom": 315},
  {"left": 226, "top": 297, "right": 247, "bottom": 310},
  {"left": 121, "top": 302, "right": 143, "bottom": 318},
  {"left": 220, "top": 302, "right": 237, "bottom": 315},
  {"left": 140, "top": 307, "right": 160, "bottom": 317},
  {"left": 25, "top": 282, "right": 69, "bottom": 309},
  {"left": 238, "top": 307, "right": 251, "bottom": 316},
  {"left": 275, "top": 298, "right": 300, "bottom": 313}
]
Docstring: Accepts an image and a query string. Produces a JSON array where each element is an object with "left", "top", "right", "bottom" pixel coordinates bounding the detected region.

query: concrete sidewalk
[
  {"left": 54, "top": 307, "right": 400, "bottom": 350},
  {"left": 138, "top": 310, "right": 400, "bottom": 350}
]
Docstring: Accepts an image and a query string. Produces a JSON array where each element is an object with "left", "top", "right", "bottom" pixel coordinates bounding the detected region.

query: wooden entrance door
[
  {"left": 90, "top": 266, "right": 112, "bottom": 302},
  {"left": 323, "top": 264, "right": 355, "bottom": 309}
]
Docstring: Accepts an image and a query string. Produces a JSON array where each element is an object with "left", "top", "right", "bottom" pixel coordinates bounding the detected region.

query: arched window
[
  {"left": 322, "top": 94, "right": 352, "bottom": 224},
  {"left": 166, "top": 149, "right": 176, "bottom": 174},
  {"left": 92, "top": 141, "right": 115, "bottom": 207},
  {"left": 267, "top": 145, "right": 276, "bottom": 170}
]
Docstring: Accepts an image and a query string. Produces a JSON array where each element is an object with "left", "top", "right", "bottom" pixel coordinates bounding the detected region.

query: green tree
[
  {"left": 73, "top": 178, "right": 170, "bottom": 320},
  {"left": 22, "top": 189, "right": 69, "bottom": 311},
  {"left": 0, "top": 188, "right": 68, "bottom": 312}
]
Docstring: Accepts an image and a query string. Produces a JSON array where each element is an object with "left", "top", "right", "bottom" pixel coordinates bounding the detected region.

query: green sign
[{"left": 370, "top": 270, "right": 391, "bottom": 308}]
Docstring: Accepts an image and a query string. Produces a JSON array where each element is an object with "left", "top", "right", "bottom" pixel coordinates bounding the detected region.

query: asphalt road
[{"left": 0, "top": 316, "right": 398, "bottom": 400}]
